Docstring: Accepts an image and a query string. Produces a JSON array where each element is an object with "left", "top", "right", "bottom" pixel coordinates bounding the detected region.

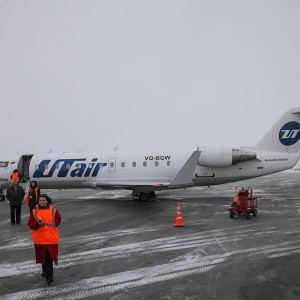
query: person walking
[
  {"left": 6, "top": 181, "right": 25, "bottom": 225},
  {"left": 27, "top": 194, "right": 62, "bottom": 284},
  {"left": 25, "top": 181, "right": 41, "bottom": 213}
]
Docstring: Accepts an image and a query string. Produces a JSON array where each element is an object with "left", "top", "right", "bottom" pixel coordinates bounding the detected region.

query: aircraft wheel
[
  {"left": 0, "top": 194, "right": 5, "bottom": 201},
  {"left": 139, "top": 193, "right": 150, "bottom": 201}
]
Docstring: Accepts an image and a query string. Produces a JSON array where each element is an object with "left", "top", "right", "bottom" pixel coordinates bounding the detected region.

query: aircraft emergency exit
[{"left": 0, "top": 107, "right": 299, "bottom": 201}]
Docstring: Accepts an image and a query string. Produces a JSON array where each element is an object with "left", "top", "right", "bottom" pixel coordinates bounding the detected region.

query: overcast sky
[{"left": 0, "top": 0, "right": 300, "bottom": 158}]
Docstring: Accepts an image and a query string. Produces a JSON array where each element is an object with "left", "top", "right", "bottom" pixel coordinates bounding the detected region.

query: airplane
[
  {"left": 0, "top": 107, "right": 299, "bottom": 201},
  {"left": 0, "top": 157, "right": 30, "bottom": 200}
]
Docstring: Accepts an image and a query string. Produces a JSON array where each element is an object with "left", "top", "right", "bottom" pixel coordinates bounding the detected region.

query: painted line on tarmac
[
  {"left": 0, "top": 255, "right": 226, "bottom": 300},
  {"left": 3, "top": 239, "right": 300, "bottom": 300},
  {"left": 0, "top": 225, "right": 298, "bottom": 279}
]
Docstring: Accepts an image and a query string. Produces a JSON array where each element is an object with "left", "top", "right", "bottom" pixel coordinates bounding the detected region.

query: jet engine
[{"left": 197, "top": 146, "right": 257, "bottom": 167}]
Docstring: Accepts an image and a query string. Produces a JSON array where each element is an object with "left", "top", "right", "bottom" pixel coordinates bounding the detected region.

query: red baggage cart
[{"left": 228, "top": 189, "right": 257, "bottom": 219}]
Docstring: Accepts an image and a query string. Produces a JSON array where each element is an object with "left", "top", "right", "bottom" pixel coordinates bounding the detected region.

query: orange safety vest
[
  {"left": 32, "top": 206, "right": 60, "bottom": 245},
  {"left": 25, "top": 187, "right": 39, "bottom": 205},
  {"left": 11, "top": 172, "right": 20, "bottom": 182}
]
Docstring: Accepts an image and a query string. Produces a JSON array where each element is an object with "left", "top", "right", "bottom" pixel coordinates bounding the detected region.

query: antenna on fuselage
[{"left": 113, "top": 147, "right": 118, "bottom": 151}]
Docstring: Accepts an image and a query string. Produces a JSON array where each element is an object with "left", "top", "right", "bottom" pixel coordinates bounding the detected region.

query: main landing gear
[
  {"left": 0, "top": 189, "right": 5, "bottom": 201},
  {"left": 133, "top": 192, "right": 157, "bottom": 202}
]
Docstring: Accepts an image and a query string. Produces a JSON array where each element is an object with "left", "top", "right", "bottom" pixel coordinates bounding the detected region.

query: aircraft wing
[{"left": 169, "top": 150, "right": 201, "bottom": 188}]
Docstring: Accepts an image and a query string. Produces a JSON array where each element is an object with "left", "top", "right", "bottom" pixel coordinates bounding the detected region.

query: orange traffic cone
[
  {"left": 250, "top": 187, "right": 253, "bottom": 198},
  {"left": 234, "top": 187, "right": 239, "bottom": 201},
  {"left": 233, "top": 187, "right": 239, "bottom": 206},
  {"left": 174, "top": 204, "right": 185, "bottom": 227}
]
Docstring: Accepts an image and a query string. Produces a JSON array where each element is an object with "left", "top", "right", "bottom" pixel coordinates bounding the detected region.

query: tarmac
[{"left": 1, "top": 170, "right": 300, "bottom": 300}]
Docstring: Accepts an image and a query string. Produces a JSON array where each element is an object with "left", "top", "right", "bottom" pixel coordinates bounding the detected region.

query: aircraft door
[
  {"left": 108, "top": 158, "right": 116, "bottom": 172},
  {"left": 18, "top": 154, "right": 34, "bottom": 180}
]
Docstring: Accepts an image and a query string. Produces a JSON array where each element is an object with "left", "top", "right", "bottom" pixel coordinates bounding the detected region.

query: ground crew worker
[
  {"left": 6, "top": 181, "right": 25, "bottom": 225},
  {"left": 11, "top": 169, "right": 21, "bottom": 183},
  {"left": 27, "top": 194, "right": 62, "bottom": 284},
  {"left": 25, "top": 181, "right": 41, "bottom": 213}
]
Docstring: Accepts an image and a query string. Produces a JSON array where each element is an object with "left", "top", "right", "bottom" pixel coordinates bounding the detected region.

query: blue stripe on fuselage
[{"left": 33, "top": 158, "right": 107, "bottom": 178}]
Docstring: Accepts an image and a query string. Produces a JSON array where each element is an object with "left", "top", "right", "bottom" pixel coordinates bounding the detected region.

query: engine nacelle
[{"left": 197, "top": 146, "right": 256, "bottom": 167}]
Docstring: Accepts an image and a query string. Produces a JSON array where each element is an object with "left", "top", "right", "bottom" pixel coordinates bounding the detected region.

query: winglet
[{"left": 169, "top": 150, "right": 201, "bottom": 188}]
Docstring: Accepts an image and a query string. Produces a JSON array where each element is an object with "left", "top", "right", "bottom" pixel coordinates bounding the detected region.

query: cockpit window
[{"left": 0, "top": 161, "right": 9, "bottom": 168}]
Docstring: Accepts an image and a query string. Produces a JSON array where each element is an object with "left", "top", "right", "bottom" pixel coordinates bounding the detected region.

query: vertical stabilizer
[{"left": 256, "top": 108, "right": 300, "bottom": 153}]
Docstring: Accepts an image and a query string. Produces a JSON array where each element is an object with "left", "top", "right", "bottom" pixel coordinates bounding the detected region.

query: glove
[{"left": 37, "top": 220, "right": 44, "bottom": 226}]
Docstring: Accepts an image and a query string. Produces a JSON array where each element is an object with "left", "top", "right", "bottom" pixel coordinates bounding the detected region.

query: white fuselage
[
  {"left": 0, "top": 148, "right": 298, "bottom": 194},
  {"left": 27, "top": 149, "right": 299, "bottom": 191},
  {"left": 1, "top": 107, "right": 299, "bottom": 195}
]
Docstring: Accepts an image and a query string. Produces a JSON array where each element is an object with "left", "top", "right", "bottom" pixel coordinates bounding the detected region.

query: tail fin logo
[{"left": 279, "top": 122, "right": 300, "bottom": 146}]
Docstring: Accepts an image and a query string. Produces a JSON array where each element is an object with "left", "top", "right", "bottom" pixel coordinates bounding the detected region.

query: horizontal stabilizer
[{"left": 169, "top": 150, "right": 201, "bottom": 188}]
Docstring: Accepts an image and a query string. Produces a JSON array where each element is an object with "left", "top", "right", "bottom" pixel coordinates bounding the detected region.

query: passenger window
[
  {"left": 155, "top": 161, "right": 159, "bottom": 166},
  {"left": 45, "top": 164, "right": 49, "bottom": 169},
  {"left": 121, "top": 162, "right": 125, "bottom": 167},
  {"left": 132, "top": 162, "right": 136, "bottom": 167},
  {"left": 55, "top": 163, "right": 60, "bottom": 169},
  {"left": 167, "top": 161, "right": 171, "bottom": 166},
  {"left": 143, "top": 161, "right": 147, "bottom": 167},
  {"left": 35, "top": 164, "right": 39, "bottom": 170},
  {"left": 110, "top": 162, "right": 114, "bottom": 168},
  {"left": 66, "top": 164, "right": 71, "bottom": 169}
]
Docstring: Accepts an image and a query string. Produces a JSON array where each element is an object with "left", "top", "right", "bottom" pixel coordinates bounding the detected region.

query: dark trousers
[
  {"left": 42, "top": 248, "right": 53, "bottom": 280},
  {"left": 29, "top": 205, "right": 36, "bottom": 214},
  {"left": 10, "top": 205, "right": 21, "bottom": 224}
]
